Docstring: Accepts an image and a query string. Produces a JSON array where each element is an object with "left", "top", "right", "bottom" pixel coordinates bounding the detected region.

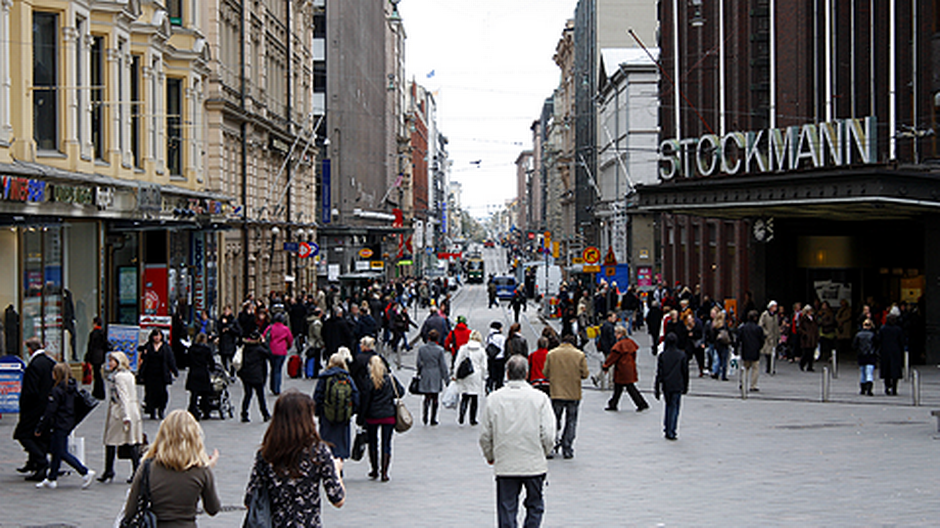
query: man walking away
[
  {"left": 488, "top": 280, "right": 498, "bottom": 309},
  {"left": 486, "top": 322, "right": 507, "bottom": 392},
  {"left": 654, "top": 333, "right": 689, "bottom": 441},
  {"left": 737, "top": 310, "right": 765, "bottom": 392},
  {"left": 479, "top": 355, "right": 555, "bottom": 528},
  {"left": 602, "top": 326, "right": 648, "bottom": 412},
  {"left": 542, "top": 335, "right": 589, "bottom": 459}
]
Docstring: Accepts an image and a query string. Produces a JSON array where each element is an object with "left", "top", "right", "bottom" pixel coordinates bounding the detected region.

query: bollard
[
  {"left": 904, "top": 350, "right": 910, "bottom": 382},
  {"left": 831, "top": 349, "right": 838, "bottom": 379},
  {"left": 912, "top": 369, "right": 921, "bottom": 407},
  {"left": 822, "top": 366, "right": 831, "bottom": 402},
  {"left": 770, "top": 352, "right": 776, "bottom": 376}
]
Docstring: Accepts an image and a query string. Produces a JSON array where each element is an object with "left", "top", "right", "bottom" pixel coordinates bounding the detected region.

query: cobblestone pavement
[{"left": 2, "top": 284, "right": 939, "bottom": 527}]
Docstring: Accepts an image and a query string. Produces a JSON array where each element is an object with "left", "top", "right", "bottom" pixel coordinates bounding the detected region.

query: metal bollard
[
  {"left": 822, "top": 366, "right": 831, "bottom": 402},
  {"left": 912, "top": 369, "right": 921, "bottom": 407},
  {"left": 904, "top": 350, "right": 910, "bottom": 382},
  {"left": 770, "top": 352, "right": 776, "bottom": 376},
  {"left": 831, "top": 349, "right": 838, "bottom": 379}
]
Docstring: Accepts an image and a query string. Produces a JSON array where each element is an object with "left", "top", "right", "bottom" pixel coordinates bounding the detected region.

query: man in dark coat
[
  {"left": 237, "top": 301, "right": 257, "bottom": 341},
  {"left": 14, "top": 337, "right": 56, "bottom": 480},
  {"left": 322, "top": 307, "right": 355, "bottom": 357},
  {"left": 85, "top": 316, "right": 110, "bottom": 400},
  {"left": 289, "top": 296, "right": 309, "bottom": 353},
  {"left": 597, "top": 312, "right": 619, "bottom": 359},
  {"left": 736, "top": 310, "right": 765, "bottom": 392},
  {"left": 419, "top": 307, "right": 451, "bottom": 344},
  {"left": 646, "top": 301, "right": 664, "bottom": 352},
  {"left": 654, "top": 333, "right": 689, "bottom": 441},
  {"left": 879, "top": 311, "right": 906, "bottom": 395}
]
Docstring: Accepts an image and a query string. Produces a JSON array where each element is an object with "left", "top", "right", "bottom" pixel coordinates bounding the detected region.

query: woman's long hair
[
  {"left": 52, "top": 362, "right": 71, "bottom": 388},
  {"left": 369, "top": 355, "right": 386, "bottom": 390},
  {"left": 261, "top": 391, "right": 321, "bottom": 478},
  {"left": 144, "top": 410, "right": 210, "bottom": 471}
]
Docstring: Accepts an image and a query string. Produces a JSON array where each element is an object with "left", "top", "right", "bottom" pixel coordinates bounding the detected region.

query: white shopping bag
[
  {"left": 68, "top": 433, "right": 85, "bottom": 465},
  {"left": 441, "top": 382, "right": 459, "bottom": 409}
]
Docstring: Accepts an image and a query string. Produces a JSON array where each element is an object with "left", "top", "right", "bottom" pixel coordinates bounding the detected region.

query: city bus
[{"left": 466, "top": 256, "right": 485, "bottom": 283}]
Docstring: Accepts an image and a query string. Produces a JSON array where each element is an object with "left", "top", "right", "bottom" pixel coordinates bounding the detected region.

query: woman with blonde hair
[
  {"left": 451, "top": 330, "right": 488, "bottom": 426},
  {"left": 245, "top": 391, "right": 345, "bottom": 526},
  {"left": 359, "top": 355, "right": 404, "bottom": 481},
  {"left": 122, "top": 410, "right": 220, "bottom": 526},
  {"left": 97, "top": 351, "right": 143, "bottom": 483}
]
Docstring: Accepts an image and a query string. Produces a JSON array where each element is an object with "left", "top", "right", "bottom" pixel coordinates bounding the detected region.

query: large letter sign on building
[{"left": 659, "top": 117, "right": 877, "bottom": 180}]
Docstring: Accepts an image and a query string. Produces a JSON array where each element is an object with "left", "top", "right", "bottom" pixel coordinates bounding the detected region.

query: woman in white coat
[
  {"left": 451, "top": 330, "right": 488, "bottom": 425},
  {"left": 97, "top": 351, "right": 144, "bottom": 483}
]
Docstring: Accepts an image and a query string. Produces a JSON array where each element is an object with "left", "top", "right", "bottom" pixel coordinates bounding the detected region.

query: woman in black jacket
[
  {"left": 186, "top": 333, "right": 217, "bottom": 420},
  {"left": 35, "top": 363, "right": 96, "bottom": 489},
  {"left": 85, "top": 316, "right": 109, "bottom": 400},
  {"left": 139, "top": 329, "right": 178, "bottom": 420},
  {"left": 359, "top": 355, "right": 404, "bottom": 481},
  {"left": 217, "top": 305, "right": 240, "bottom": 374},
  {"left": 238, "top": 330, "right": 271, "bottom": 422},
  {"left": 879, "top": 312, "right": 906, "bottom": 396}
]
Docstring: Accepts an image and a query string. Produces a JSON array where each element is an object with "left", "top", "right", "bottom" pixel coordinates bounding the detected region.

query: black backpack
[
  {"left": 322, "top": 374, "right": 354, "bottom": 423},
  {"left": 486, "top": 336, "right": 501, "bottom": 361}
]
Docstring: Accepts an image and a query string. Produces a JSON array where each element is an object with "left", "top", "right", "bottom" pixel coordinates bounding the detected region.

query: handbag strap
[
  {"left": 390, "top": 375, "right": 400, "bottom": 400},
  {"left": 140, "top": 459, "right": 153, "bottom": 505}
]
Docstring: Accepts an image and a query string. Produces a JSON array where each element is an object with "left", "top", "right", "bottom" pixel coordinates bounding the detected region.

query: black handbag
[
  {"left": 408, "top": 375, "right": 422, "bottom": 395},
  {"left": 121, "top": 460, "right": 157, "bottom": 528},
  {"left": 456, "top": 356, "right": 474, "bottom": 380},
  {"left": 73, "top": 388, "right": 99, "bottom": 425},
  {"left": 351, "top": 428, "right": 367, "bottom": 461},
  {"left": 243, "top": 477, "right": 272, "bottom": 528}
]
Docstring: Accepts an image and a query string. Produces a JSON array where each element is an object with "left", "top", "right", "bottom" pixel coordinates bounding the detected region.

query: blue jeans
[
  {"left": 859, "top": 364, "right": 875, "bottom": 383},
  {"left": 620, "top": 310, "right": 635, "bottom": 334},
  {"left": 496, "top": 474, "right": 546, "bottom": 528},
  {"left": 663, "top": 392, "right": 682, "bottom": 439},
  {"left": 551, "top": 399, "right": 580, "bottom": 457},
  {"left": 48, "top": 429, "right": 88, "bottom": 481},
  {"left": 711, "top": 344, "right": 729, "bottom": 379},
  {"left": 269, "top": 354, "right": 286, "bottom": 395}
]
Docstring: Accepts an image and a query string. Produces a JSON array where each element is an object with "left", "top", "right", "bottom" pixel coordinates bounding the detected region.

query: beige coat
[
  {"left": 543, "top": 343, "right": 590, "bottom": 401},
  {"left": 758, "top": 310, "right": 781, "bottom": 356},
  {"left": 103, "top": 369, "right": 144, "bottom": 446}
]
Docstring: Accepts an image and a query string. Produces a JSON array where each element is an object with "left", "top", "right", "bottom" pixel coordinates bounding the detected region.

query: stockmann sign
[{"left": 659, "top": 116, "right": 877, "bottom": 180}]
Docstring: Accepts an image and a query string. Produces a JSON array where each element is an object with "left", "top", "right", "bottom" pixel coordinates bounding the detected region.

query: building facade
[{"left": 640, "top": 1, "right": 940, "bottom": 364}]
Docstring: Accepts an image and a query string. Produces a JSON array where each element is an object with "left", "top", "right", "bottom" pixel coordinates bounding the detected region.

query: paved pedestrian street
[{"left": 2, "top": 285, "right": 939, "bottom": 527}]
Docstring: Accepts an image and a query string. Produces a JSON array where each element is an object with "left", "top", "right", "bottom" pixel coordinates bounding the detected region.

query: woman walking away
[
  {"left": 314, "top": 353, "right": 360, "bottom": 461},
  {"left": 602, "top": 326, "right": 649, "bottom": 412},
  {"left": 34, "top": 363, "right": 96, "bottom": 489},
  {"left": 121, "top": 410, "right": 220, "bottom": 526},
  {"left": 853, "top": 319, "right": 879, "bottom": 396},
  {"left": 245, "top": 392, "right": 345, "bottom": 527},
  {"left": 264, "top": 313, "right": 294, "bottom": 396},
  {"left": 879, "top": 309, "right": 906, "bottom": 395},
  {"left": 217, "top": 306, "right": 240, "bottom": 374},
  {"left": 139, "top": 329, "right": 178, "bottom": 420},
  {"left": 359, "top": 355, "right": 405, "bottom": 481},
  {"left": 186, "top": 333, "right": 217, "bottom": 420},
  {"left": 452, "top": 330, "right": 488, "bottom": 426},
  {"left": 415, "top": 329, "right": 449, "bottom": 426},
  {"left": 85, "top": 316, "right": 109, "bottom": 400},
  {"left": 98, "top": 351, "right": 143, "bottom": 484},
  {"left": 238, "top": 330, "right": 271, "bottom": 423}
]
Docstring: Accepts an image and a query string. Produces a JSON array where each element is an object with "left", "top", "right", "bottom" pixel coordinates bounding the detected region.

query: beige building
[
  {"left": 545, "top": 19, "right": 576, "bottom": 263},
  {"left": 207, "top": 0, "right": 320, "bottom": 306}
]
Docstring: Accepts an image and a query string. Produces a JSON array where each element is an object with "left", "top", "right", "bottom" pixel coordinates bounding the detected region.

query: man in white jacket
[{"left": 479, "top": 355, "right": 555, "bottom": 528}]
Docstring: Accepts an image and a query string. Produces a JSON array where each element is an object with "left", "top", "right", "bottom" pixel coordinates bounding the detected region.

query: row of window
[{"left": 31, "top": 11, "right": 185, "bottom": 176}]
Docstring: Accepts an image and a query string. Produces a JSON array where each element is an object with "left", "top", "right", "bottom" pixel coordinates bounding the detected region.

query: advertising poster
[
  {"left": 636, "top": 266, "right": 653, "bottom": 288},
  {"left": 0, "top": 355, "right": 25, "bottom": 413},
  {"left": 108, "top": 324, "right": 142, "bottom": 371},
  {"left": 142, "top": 265, "right": 168, "bottom": 316}
]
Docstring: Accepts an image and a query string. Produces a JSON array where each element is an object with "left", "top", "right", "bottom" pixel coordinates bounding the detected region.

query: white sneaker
[
  {"left": 82, "top": 470, "right": 96, "bottom": 489},
  {"left": 36, "top": 478, "right": 57, "bottom": 489}
]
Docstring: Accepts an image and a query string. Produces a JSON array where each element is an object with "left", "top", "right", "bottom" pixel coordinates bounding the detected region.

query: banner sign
[
  {"left": 0, "top": 355, "right": 25, "bottom": 413},
  {"left": 108, "top": 325, "right": 142, "bottom": 372},
  {"left": 321, "top": 159, "right": 332, "bottom": 224}
]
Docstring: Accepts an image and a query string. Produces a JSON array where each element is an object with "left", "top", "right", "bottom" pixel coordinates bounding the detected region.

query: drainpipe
[
  {"left": 241, "top": 0, "right": 249, "bottom": 298},
  {"left": 286, "top": 0, "right": 292, "bottom": 295}
]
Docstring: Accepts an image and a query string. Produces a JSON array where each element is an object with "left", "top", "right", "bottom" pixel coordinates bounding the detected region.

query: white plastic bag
[
  {"left": 67, "top": 433, "right": 85, "bottom": 465},
  {"left": 727, "top": 353, "right": 740, "bottom": 379},
  {"left": 441, "top": 382, "right": 459, "bottom": 409},
  {"left": 232, "top": 345, "right": 244, "bottom": 372}
]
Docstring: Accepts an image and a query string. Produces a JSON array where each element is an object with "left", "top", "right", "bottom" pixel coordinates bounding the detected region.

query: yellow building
[{"left": 0, "top": 0, "right": 229, "bottom": 361}]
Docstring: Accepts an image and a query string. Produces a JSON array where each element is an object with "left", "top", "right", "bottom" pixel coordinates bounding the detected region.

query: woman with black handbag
[
  {"left": 98, "top": 351, "right": 143, "bottom": 484},
  {"left": 138, "top": 329, "right": 178, "bottom": 420},
  {"left": 122, "top": 410, "right": 220, "bottom": 526},
  {"left": 245, "top": 391, "right": 345, "bottom": 527},
  {"left": 359, "top": 356, "right": 405, "bottom": 481}
]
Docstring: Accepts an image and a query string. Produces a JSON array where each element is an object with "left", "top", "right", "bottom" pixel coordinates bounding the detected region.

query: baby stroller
[{"left": 203, "top": 363, "right": 235, "bottom": 419}]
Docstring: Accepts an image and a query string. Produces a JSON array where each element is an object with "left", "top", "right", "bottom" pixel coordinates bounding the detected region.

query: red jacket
[
  {"left": 528, "top": 347, "right": 549, "bottom": 382},
  {"left": 444, "top": 323, "right": 471, "bottom": 356},
  {"left": 602, "top": 337, "right": 640, "bottom": 385}
]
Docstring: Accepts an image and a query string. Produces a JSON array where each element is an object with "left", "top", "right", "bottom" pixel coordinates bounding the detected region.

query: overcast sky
[{"left": 398, "top": 0, "right": 579, "bottom": 220}]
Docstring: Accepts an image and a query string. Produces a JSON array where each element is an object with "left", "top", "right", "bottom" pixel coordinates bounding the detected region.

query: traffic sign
[
  {"left": 583, "top": 246, "right": 601, "bottom": 265},
  {"left": 583, "top": 265, "right": 601, "bottom": 273},
  {"left": 283, "top": 242, "right": 299, "bottom": 252},
  {"left": 359, "top": 248, "right": 374, "bottom": 259},
  {"left": 298, "top": 242, "right": 312, "bottom": 258}
]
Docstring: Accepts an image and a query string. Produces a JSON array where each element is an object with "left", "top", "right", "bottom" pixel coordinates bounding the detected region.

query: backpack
[
  {"left": 486, "top": 341, "right": 501, "bottom": 361},
  {"left": 323, "top": 374, "right": 354, "bottom": 423}
]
